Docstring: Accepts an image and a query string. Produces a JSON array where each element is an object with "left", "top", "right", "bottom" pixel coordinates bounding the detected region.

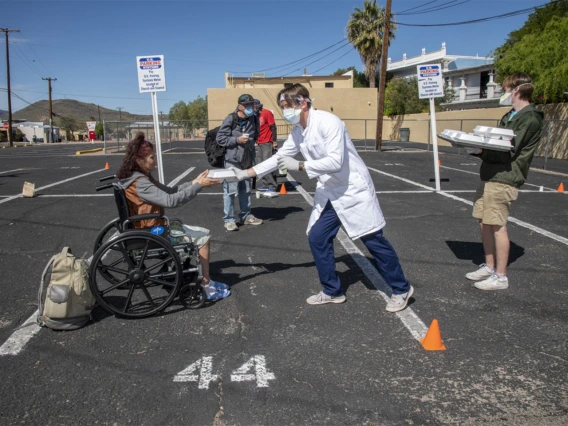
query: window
[
  {"left": 325, "top": 82, "right": 334, "bottom": 88},
  {"left": 284, "top": 83, "right": 293, "bottom": 88}
]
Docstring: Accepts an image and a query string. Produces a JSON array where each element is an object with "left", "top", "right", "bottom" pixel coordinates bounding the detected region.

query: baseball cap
[
  {"left": 254, "top": 99, "right": 261, "bottom": 106},
  {"left": 238, "top": 94, "right": 254, "bottom": 105}
]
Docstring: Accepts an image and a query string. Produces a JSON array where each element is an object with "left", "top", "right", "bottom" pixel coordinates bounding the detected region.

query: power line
[
  {"left": 0, "top": 87, "right": 182, "bottom": 101},
  {"left": 277, "top": 42, "right": 352, "bottom": 77},
  {"left": 395, "top": 0, "right": 440, "bottom": 15},
  {"left": 398, "top": 0, "right": 471, "bottom": 16},
  {"left": 230, "top": 38, "right": 347, "bottom": 74},
  {"left": 395, "top": 1, "right": 558, "bottom": 26},
  {"left": 11, "top": 43, "right": 43, "bottom": 78},
  {"left": 312, "top": 49, "right": 354, "bottom": 74}
]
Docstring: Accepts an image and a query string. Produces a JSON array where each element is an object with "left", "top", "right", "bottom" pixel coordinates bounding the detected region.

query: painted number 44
[{"left": 173, "top": 355, "right": 275, "bottom": 389}]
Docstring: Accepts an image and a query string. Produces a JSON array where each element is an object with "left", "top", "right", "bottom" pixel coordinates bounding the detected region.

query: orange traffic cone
[
  {"left": 437, "top": 159, "right": 441, "bottom": 167},
  {"left": 104, "top": 162, "right": 110, "bottom": 170},
  {"left": 421, "top": 319, "right": 446, "bottom": 351},
  {"left": 279, "top": 183, "right": 287, "bottom": 195},
  {"left": 557, "top": 183, "right": 565, "bottom": 193}
]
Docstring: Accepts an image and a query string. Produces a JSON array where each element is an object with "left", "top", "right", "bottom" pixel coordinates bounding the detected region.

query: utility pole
[
  {"left": 42, "top": 77, "right": 57, "bottom": 143},
  {"left": 2, "top": 28, "right": 20, "bottom": 148},
  {"left": 375, "top": 0, "right": 392, "bottom": 151},
  {"left": 116, "top": 107, "right": 122, "bottom": 148}
]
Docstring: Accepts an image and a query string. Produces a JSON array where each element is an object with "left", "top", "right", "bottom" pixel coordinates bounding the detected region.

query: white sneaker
[
  {"left": 474, "top": 274, "right": 509, "bottom": 290},
  {"left": 224, "top": 222, "right": 238, "bottom": 231},
  {"left": 466, "top": 263, "right": 495, "bottom": 281},
  {"left": 306, "top": 291, "right": 346, "bottom": 305},
  {"left": 386, "top": 285, "right": 414, "bottom": 312}
]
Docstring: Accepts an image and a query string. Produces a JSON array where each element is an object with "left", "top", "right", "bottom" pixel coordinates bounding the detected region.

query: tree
[
  {"left": 95, "top": 121, "right": 104, "bottom": 139},
  {"left": 59, "top": 117, "right": 80, "bottom": 141},
  {"left": 186, "top": 96, "right": 208, "bottom": 129},
  {"left": 384, "top": 77, "right": 453, "bottom": 116},
  {"left": 495, "top": 14, "right": 568, "bottom": 103},
  {"left": 346, "top": 0, "right": 396, "bottom": 88},
  {"left": 495, "top": 0, "right": 568, "bottom": 60},
  {"left": 168, "top": 101, "right": 189, "bottom": 124},
  {"left": 333, "top": 66, "right": 371, "bottom": 88}
]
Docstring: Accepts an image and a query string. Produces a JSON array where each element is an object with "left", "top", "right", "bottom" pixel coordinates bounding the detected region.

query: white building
[
  {"left": 387, "top": 42, "right": 502, "bottom": 110},
  {"left": 16, "top": 121, "right": 60, "bottom": 143}
]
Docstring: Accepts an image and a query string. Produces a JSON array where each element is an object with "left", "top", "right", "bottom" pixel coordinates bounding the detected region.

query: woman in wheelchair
[{"left": 116, "top": 132, "right": 230, "bottom": 301}]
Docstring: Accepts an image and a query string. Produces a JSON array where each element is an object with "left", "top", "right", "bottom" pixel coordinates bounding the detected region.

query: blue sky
[{"left": 2, "top": 0, "right": 548, "bottom": 116}]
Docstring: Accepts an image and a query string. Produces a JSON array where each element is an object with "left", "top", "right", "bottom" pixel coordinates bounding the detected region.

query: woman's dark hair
[{"left": 116, "top": 132, "right": 154, "bottom": 179}]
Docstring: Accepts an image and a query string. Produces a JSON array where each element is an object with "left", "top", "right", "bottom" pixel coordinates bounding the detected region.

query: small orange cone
[
  {"left": 437, "top": 159, "right": 441, "bottom": 167},
  {"left": 279, "top": 183, "right": 287, "bottom": 195},
  {"left": 421, "top": 319, "right": 446, "bottom": 351},
  {"left": 104, "top": 162, "right": 110, "bottom": 170},
  {"left": 557, "top": 183, "right": 565, "bottom": 193}
]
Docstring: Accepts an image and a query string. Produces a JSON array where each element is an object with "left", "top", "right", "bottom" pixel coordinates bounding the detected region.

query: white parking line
[
  {"left": 0, "top": 312, "right": 42, "bottom": 356},
  {"left": 286, "top": 174, "right": 429, "bottom": 342},
  {"left": 368, "top": 167, "right": 568, "bottom": 247},
  {"left": 0, "top": 168, "right": 23, "bottom": 175},
  {"left": 440, "top": 165, "right": 558, "bottom": 192},
  {"left": 168, "top": 167, "right": 195, "bottom": 187},
  {"left": 0, "top": 168, "right": 107, "bottom": 206}
]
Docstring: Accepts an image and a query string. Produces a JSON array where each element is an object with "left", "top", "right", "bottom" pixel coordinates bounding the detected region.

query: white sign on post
[
  {"left": 136, "top": 55, "right": 166, "bottom": 183},
  {"left": 417, "top": 63, "right": 444, "bottom": 191},
  {"left": 137, "top": 56, "right": 166, "bottom": 93}
]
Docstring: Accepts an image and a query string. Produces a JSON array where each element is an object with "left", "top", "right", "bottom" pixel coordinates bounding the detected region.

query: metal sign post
[
  {"left": 417, "top": 63, "right": 444, "bottom": 192},
  {"left": 137, "top": 55, "right": 167, "bottom": 183}
]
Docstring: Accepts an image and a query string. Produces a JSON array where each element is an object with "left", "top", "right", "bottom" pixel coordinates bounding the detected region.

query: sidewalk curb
[{"left": 76, "top": 148, "right": 104, "bottom": 155}]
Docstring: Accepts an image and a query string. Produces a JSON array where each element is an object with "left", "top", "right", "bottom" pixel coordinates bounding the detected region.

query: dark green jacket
[{"left": 478, "top": 104, "right": 544, "bottom": 188}]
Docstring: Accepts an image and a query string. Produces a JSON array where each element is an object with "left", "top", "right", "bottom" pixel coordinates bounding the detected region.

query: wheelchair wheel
[
  {"left": 179, "top": 284, "right": 206, "bottom": 309},
  {"left": 93, "top": 218, "right": 123, "bottom": 285},
  {"left": 90, "top": 231, "right": 182, "bottom": 318},
  {"left": 94, "top": 217, "right": 122, "bottom": 253}
]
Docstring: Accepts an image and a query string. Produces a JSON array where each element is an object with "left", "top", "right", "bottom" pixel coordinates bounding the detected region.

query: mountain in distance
[
  {"left": 0, "top": 109, "right": 7, "bottom": 116},
  {"left": 0, "top": 99, "right": 159, "bottom": 124}
]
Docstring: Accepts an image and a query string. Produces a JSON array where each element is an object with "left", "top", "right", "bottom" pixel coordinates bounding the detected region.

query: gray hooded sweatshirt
[
  {"left": 118, "top": 171, "right": 201, "bottom": 208},
  {"left": 215, "top": 112, "right": 257, "bottom": 167}
]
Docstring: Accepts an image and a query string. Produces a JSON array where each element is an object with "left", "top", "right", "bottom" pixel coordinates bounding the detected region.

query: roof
[{"left": 448, "top": 58, "right": 493, "bottom": 71}]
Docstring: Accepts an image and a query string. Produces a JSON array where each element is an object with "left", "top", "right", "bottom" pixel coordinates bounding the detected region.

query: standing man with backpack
[
  {"left": 254, "top": 99, "right": 278, "bottom": 193},
  {"left": 216, "top": 94, "right": 263, "bottom": 231}
]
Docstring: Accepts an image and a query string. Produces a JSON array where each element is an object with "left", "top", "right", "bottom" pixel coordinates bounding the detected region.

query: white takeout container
[
  {"left": 438, "top": 129, "right": 513, "bottom": 152},
  {"left": 473, "top": 126, "right": 515, "bottom": 141},
  {"left": 208, "top": 169, "right": 239, "bottom": 182}
]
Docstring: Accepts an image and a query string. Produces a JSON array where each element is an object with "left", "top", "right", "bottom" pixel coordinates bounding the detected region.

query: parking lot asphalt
[{"left": 0, "top": 141, "right": 567, "bottom": 425}]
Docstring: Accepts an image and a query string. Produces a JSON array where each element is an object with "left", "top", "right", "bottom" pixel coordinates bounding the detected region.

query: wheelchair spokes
[{"left": 90, "top": 232, "right": 182, "bottom": 318}]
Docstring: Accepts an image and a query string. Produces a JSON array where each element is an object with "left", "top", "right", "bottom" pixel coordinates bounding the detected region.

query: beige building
[{"left": 208, "top": 71, "right": 378, "bottom": 140}]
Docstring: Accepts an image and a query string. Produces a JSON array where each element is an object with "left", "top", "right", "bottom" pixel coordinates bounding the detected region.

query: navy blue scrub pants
[{"left": 308, "top": 201, "right": 410, "bottom": 297}]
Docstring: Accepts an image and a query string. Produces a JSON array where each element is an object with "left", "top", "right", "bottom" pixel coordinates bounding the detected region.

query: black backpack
[
  {"left": 204, "top": 112, "right": 259, "bottom": 168},
  {"left": 205, "top": 113, "right": 238, "bottom": 168}
]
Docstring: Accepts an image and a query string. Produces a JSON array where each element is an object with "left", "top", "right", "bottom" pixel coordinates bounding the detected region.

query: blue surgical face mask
[
  {"left": 283, "top": 108, "right": 301, "bottom": 124},
  {"left": 244, "top": 106, "right": 254, "bottom": 117}
]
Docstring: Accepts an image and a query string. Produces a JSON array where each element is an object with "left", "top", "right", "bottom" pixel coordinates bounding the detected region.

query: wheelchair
[{"left": 91, "top": 175, "right": 206, "bottom": 319}]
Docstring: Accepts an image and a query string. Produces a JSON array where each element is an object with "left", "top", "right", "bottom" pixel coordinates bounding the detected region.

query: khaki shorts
[
  {"left": 169, "top": 221, "right": 211, "bottom": 248},
  {"left": 472, "top": 181, "right": 518, "bottom": 226}
]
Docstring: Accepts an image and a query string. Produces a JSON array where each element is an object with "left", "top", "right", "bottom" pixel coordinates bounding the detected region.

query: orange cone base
[
  {"left": 557, "top": 183, "right": 564, "bottom": 193},
  {"left": 421, "top": 319, "right": 446, "bottom": 351},
  {"left": 279, "top": 183, "right": 287, "bottom": 195}
]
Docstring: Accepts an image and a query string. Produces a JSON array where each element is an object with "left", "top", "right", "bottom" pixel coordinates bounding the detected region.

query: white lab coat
[{"left": 253, "top": 109, "right": 385, "bottom": 240}]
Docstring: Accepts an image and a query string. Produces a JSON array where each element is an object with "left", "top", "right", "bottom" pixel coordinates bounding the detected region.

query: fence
[{"left": 104, "top": 117, "right": 568, "bottom": 168}]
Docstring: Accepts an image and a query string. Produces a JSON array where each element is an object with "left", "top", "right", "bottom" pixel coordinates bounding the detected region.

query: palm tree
[{"left": 346, "top": 0, "right": 397, "bottom": 88}]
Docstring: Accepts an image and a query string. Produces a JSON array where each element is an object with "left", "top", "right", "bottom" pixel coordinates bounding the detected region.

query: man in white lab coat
[{"left": 231, "top": 84, "right": 414, "bottom": 312}]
